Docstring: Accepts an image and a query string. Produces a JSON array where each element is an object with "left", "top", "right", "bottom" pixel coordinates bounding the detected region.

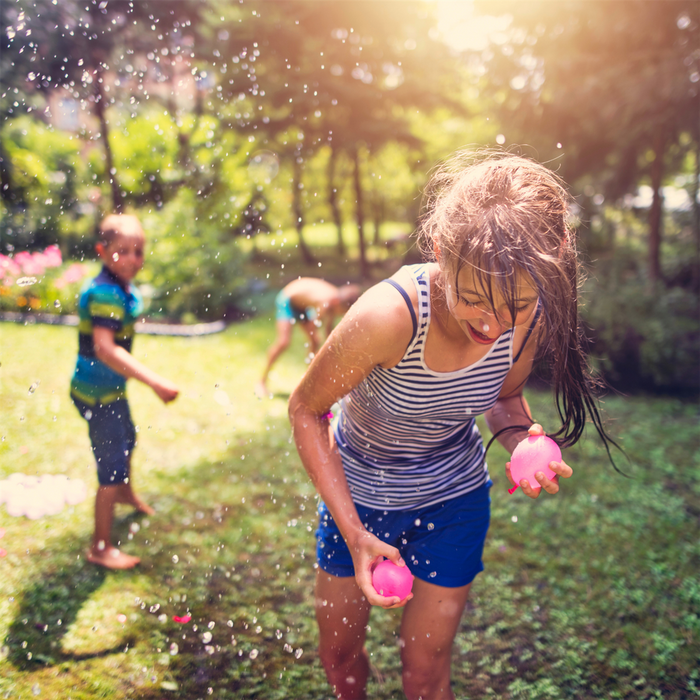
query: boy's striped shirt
[{"left": 70, "top": 266, "right": 143, "bottom": 406}]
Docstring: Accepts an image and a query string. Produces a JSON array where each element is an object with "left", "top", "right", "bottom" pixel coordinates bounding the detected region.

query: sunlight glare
[{"left": 435, "top": 0, "right": 511, "bottom": 52}]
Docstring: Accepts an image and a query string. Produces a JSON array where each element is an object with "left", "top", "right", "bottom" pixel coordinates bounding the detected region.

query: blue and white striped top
[{"left": 334, "top": 264, "right": 518, "bottom": 510}]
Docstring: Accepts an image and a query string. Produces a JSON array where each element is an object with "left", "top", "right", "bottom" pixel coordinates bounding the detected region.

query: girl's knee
[
  {"left": 401, "top": 649, "right": 452, "bottom": 700},
  {"left": 318, "top": 638, "right": 362, "bottom": 672}
]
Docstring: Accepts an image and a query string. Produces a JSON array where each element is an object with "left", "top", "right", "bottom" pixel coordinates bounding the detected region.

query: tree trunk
[
  {"left": 327, "top": 147, "right": 345, "bottom": 255},
  {"left": 292, "top": 155, "right": 314, "bottom": 264},
  {"left": 352, "top": 147, "right": 368, "bottom": 279},
  {"left": 93, "top": 72, "right": 122, "bottom": 213},
  {"left": 648, "top": 133, "right": 665, "bottom": 283},
  {"left": 373, "top": 198, "right": 384, "bottom": 247},
  {"left": 693, "top": 105, "right": 700, "bottom": 291}
]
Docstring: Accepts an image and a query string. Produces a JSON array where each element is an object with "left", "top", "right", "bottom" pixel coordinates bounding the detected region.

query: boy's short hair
[{"left": 98, "top": 214, "right": 144, "bottom": 247}]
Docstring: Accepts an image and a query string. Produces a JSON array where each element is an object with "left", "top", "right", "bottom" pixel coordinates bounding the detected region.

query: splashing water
[{"left": 17, "top": 276, "right": 37, "bottom": 287}]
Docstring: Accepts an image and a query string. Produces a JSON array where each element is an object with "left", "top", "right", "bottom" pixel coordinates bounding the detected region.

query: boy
[
  {"left": 257, "top": 278, "right": 360, "bottom": 397},
  {"left": 71, "top": 214, "right": 179, "bottom": 569}
]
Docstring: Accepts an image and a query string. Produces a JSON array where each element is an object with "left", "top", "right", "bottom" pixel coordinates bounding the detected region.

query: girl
[{"left": 289, "top": 153, "right": 615, "bottom": 700}]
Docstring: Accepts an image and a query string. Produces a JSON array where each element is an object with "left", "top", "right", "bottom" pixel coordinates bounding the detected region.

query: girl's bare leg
[
  {"left": 315, "top": 570, "right": 372, "bottom": 700},
  {"left": 399, "top": 578, "right": 472, "bottom": 700}
]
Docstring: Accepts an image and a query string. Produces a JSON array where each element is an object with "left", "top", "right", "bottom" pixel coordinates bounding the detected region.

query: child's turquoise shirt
[{"left": 70, "top": 266, "right": 143, "bottom": 406}]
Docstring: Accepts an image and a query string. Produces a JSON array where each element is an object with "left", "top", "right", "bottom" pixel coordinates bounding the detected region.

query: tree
[
  {"left": 210, "top": 0, "right": 461, "bottom": 277},
  {"left": 474, "top": 0, "right": 700, "bottom": 281}
]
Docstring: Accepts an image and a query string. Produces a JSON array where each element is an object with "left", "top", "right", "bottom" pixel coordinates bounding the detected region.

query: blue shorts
[
  {"left": 316, "top": 481, "right": 492, "bottom": 588},
  {"left": 72, "top": 396, "right": 136, "bottom": 486},
  {"left": 275, "top": 291, "right": 317, "bottom": 324}
]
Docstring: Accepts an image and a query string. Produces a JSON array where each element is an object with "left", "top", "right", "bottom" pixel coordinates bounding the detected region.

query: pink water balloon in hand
[
  {"left": 508, "top": 434, "right": 561, "bottom": 494},
  {"left": 372, "top": 560, "right": 414, "bottom": 600}
]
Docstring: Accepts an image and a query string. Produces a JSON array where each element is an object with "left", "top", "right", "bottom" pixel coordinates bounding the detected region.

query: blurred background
[{"left": 1, "top": 0, "right": 698, "bottom": 396}]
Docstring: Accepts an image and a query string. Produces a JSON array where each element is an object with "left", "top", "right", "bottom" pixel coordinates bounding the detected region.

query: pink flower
[
  {"left": 0, "top": 255, "right": 20, "bottom": 281},
  {"left": 172, "top": 614, "right": 192, "bottom": 624},
  {"left": 55, "top": 262, "right": 88, "bottom": 289},
  {"left": 43, "top": 245, "right": 62, "bottom": 268},
  {"left": 15, "top": 251, "right": 45, "bottom": 277}
]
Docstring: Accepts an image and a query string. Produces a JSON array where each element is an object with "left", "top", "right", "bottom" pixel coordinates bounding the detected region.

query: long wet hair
[{"left": 418, "top": 151, "right": 618, "bottom": 459}]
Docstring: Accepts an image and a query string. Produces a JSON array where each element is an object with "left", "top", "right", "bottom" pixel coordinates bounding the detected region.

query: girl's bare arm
[{"left": 289, "top": 282, "right": 414, "bottom": 607}]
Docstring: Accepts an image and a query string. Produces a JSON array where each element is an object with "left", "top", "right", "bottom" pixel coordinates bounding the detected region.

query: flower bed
[{"left": 0, "top": 246, "right": 96, "bottom": 315}]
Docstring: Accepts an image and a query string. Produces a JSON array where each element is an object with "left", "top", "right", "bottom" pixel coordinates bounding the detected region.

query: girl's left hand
[{"left": 505, "top": 423, "right": 573, "bottom": 498}]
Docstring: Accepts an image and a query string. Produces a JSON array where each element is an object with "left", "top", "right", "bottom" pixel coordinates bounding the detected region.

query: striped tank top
[{"left": 334, "top": 264, "right": 519, "bottom": 510}]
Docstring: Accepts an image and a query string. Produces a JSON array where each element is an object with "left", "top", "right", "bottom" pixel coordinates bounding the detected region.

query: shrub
[
  {"left": 582, "top": 250, "right": 699, "bottom": 395},
  {"left": 139, "top": 190, "right": 251, "bottom": 321}
]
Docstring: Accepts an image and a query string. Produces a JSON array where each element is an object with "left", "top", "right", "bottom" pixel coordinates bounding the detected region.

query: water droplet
[
  {"left": 275, "top": 629, "right": 283, "bottom": 639},
  {"left": 28, "top": 382, "right": 39, "bottom": 394},
  {"left": 32, "top": 684, "right": 40, "bottom": 695},
  {"left": 158, "top": 614, "right": 167, "bottom": 623},
  {"left": 112, "top": 252, "right": 119, "bottom": 262},
  {"left": 54, "top": 300, "right": 61, "bottom": 308},
  {"left": 149, "top": 604, "right": 160, "bottom": 613},
  {"left": 169, "top": 642, "right": 179, "bottom": 655},
  {"left": 427, "top": 522, "right": 435, "bottom": 531},
  {"left": 17, "top": 276, "right": 37, "bottom": 287},
  {"left": 249, "top": 649, "right": 259, "bottom": 659},
  {"left": 511, "top": 515, "right": 518, "bottom": 523},
  {"left": 208, "top": 621, "right": 215, "bottom": 629},
  {"left": 429, "top": 571, "right": 437, "bottom": 578},
  {"left": 202, "top": 631, "right": 212, "bottom": 643},
  {"left": 414, "top": 518, "right": 421, "bottom": 527},
  {"left": 294, "top": 648, "right": 303, "bottom": 659},
  {"left": 172, "top": 555, "right": 179, "bottom": 563}
]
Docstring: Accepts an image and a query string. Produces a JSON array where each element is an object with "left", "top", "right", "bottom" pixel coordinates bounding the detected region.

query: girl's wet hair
[{"left": 418, "top": 151, "right": 618, "bottom": 461}]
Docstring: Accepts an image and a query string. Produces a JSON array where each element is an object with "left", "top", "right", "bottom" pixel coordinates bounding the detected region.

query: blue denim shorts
[
  {"left": 316, "top": 481, "right": 492, "bottom": 588},
  {"left": 72, "top": 396, "right": 136, "bottom": 486}
]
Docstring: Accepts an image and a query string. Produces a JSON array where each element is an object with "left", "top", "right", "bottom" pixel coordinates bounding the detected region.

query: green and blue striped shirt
[{"left": 70, "top": 266, "right": 143, "bottom": 406}]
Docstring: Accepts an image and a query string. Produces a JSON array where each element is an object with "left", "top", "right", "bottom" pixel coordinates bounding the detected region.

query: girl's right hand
[{"left": 348, "top": 530, "right": 414, "bottom": 609}]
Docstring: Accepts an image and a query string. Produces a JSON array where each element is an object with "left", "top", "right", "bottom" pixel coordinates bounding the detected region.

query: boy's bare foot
[
  {"left": 115, "top": 485, "right": 156, "bottom": 515},
  {"left": 132, "top": 499, "right": 155, "bottom": 516},
  {"left": 255, "top": 382, "right": 269, "bottom": 399},
  {"left": 86, "top": 546, "right": 140, "bottom": 570}
]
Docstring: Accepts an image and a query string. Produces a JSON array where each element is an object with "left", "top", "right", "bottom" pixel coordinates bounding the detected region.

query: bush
[
  {"left": 582, "top": 250, "right": 699, "bottom": 395},
  {"left": 139, "top": 190, "right": 251, "bottom": 321}
]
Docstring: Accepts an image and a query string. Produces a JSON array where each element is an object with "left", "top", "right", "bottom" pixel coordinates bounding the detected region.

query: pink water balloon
[
  {"left": 508, "top": 434, "right": 561, "bottom": 494},
  {"left": 372, "top": 560, "right": 414, "bottom": 600}
]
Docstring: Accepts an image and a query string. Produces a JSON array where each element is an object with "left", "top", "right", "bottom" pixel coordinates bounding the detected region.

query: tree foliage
[{"left": 474, "top": 0, "right": 700, "bottom": 280}]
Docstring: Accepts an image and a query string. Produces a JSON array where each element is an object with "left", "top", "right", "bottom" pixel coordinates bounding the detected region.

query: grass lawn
[{"left": 1, "top": 316, "right": 699, "bottom": 699}]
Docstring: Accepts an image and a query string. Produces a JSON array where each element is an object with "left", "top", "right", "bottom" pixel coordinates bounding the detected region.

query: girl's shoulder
[{"left": 338, "top": 270, "right": 424, "bottom": 368}]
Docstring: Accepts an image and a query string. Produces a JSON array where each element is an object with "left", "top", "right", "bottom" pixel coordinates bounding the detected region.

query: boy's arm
[{"left": 93, "top": 327, "right": 179, "bottom": 403}]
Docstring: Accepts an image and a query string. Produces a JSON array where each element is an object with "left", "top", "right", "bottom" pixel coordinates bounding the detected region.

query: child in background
[
  {"left": 257, "top": 277, "right": 360, "bottom": 397},
  {"left": 71, "top": 214, "right": 179, "bottom": 570},
  {"left": 289, "top": 153, "right": 617, "bottom": 700}
]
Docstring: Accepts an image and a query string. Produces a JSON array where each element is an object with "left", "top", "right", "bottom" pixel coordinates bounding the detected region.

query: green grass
[{"left": 1, "top": 319, "right": 699, "bottom": 699}]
